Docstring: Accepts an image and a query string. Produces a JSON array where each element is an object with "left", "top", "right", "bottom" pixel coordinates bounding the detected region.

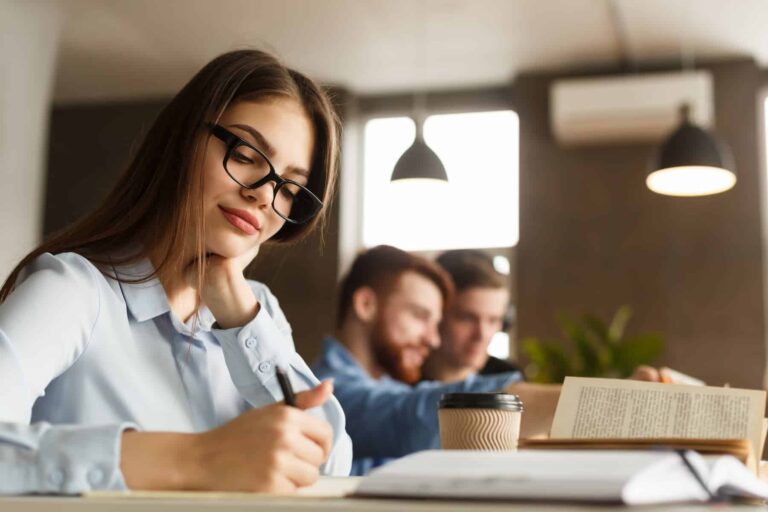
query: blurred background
[{"left": 2, "top": 0, "right": 768, "bottom": 387}]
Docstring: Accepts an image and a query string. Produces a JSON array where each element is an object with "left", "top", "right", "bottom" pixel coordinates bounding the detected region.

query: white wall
[
  {"left": 760, "top": 94, "right": 768, "bottom": 388},
  {"left": 337, "top": 97, "right": 363, "bottom": 280},
  {"left": 0, "top": 0, "right": 61, "bottom": 280}
]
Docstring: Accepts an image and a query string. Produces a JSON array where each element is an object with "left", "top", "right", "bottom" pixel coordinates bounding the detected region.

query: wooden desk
[
  {"left": 1, "top": 477, "right": 764, "bottom": 511},
  {"left": 0, "top": 495, "right": 766, "bottom": 511}
]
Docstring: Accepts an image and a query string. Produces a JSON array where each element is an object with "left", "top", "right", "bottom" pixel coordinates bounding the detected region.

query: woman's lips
[{"left": 219, "top": 206, "right": 260, "bottom": 235}]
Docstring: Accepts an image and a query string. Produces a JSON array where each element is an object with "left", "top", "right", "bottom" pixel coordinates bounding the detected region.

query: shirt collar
[
  {"left": 321, "top": 337, "right": 384, "bottom": 382},
  {"left": 114, "top": 258, "right": 171, "bottom": 323},
  {"left": 112, "top": 256, "right": 218, "bottom": 333}
]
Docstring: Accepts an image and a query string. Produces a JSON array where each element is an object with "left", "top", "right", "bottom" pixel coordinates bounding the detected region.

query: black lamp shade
[
  {"left": 655, "top": 121, "right": 733, "bottom": 171},
  {"left": 647, "top": 118, "right": 736, "bottom": 197},
  {"left": 391, "top": 135, "right": 448, "bottom": 182}
]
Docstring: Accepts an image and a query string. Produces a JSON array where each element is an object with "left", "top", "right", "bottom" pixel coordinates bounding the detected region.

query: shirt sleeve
[
  {"left": 211, "top": 281, "right": 352, "bottom": 476},
  {"left": 336, "top": 371, "right": 523, "bottom": 459},
  {"left": 0, "top": 252, "right": 136, "bottom": 493}
]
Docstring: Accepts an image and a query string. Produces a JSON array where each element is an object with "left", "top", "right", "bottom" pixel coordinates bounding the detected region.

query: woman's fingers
[
  {"left": 262, "top": 472, "right": 298, "bottom": 495},
  {"left": 288, "top": 429, "right": 328, "bottom": 467},
  {"left": 280, "top": 454, "right": 322, "bottom": 489},
  {"left": 292, "top": 409, "right": 333, "bottom": 458},
  {"left": 294, "top": 380, "right": 333, "bottom": 410}
]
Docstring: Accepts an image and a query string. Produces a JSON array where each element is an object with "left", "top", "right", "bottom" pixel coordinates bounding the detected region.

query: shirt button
[
  {"left": 245, "top": 337, "right": 257, "bottom": 349},
  {"left": 87, "top": 468, "right": 105, "bottom": 487},
  {"left": 47, "top": 468, "right": 65, "bottom": 487},
  {"left": 258, "top": 361, "right": 272, "bottom": 373}
]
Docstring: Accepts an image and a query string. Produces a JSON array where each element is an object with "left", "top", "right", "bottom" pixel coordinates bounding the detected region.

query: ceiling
[{"left": 54, "top": 0, "right": 768, "bottom": 104}]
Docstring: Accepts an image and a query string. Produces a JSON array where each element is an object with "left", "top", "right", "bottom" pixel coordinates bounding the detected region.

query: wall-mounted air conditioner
[{"left": 550, "top": 71, "right": 713, "bottom": 146}]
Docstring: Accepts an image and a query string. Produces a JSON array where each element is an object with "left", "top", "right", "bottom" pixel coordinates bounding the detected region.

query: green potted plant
[{"left": 521, "top": 306, "right": 664, "bottom": 384}]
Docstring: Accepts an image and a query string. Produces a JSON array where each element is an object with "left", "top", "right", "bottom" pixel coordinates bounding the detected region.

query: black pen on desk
[{"left": 275, "top": 366, "right": 296, "bottom": 407}]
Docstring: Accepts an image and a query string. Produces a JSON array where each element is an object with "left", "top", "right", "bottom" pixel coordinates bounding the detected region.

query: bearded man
[{"left": 311, "top": 246, "right": 523, "bottom": 475}]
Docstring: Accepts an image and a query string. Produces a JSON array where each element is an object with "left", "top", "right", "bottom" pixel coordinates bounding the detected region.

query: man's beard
[{"left": 370, "top": 319, "right": 425, "bottom": 385}]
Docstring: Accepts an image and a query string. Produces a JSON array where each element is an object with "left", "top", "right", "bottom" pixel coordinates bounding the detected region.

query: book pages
[
  {"left": 521, "top": 438, "right": 751, "bottom": 462},
  {"left": 550, "top": 377, "right": 766, "bottom": 462}
]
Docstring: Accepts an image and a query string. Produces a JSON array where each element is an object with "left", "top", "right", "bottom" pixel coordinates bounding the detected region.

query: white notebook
[{"left": 354, "top": 450, "right": 768, "bottom": 505}]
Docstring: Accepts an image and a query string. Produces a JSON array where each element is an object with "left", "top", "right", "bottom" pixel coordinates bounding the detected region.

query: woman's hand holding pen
[
  {"left": 190, "top": 380, "right": 334, "bottom": 492},
  {"left": 120, "top": 380, "right": 335, "bottom": 492},
  {"left": 194, "top": 244, "right": 262, "bottom": 329}
]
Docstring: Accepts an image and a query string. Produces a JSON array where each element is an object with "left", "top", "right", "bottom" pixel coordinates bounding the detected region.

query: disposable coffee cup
[{"left": 438, "top": 392, "right": 523, "bottom": 451}]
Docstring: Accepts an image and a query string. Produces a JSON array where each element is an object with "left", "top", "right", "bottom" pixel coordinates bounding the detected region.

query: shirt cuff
[
  {"left": 39, "top": 422, "right": 135, "bottom": 494},
  {"left": 0, "top": 422, "right": 136, "bottom": 494},
  {"left": 212, "top": 306, "right": 295, "bottom": 399}
]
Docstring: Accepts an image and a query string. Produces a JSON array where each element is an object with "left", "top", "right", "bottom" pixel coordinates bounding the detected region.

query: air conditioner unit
[{"left": 550, "top": 71, "right": 713, "bottom": 146}]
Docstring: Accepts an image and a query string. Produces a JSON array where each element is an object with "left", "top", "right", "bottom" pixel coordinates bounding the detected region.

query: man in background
[
  {"left": 421, "top": 249, "right": 521, "bottom": 382},
  {"left": 424, "top": 249, "right": 684, "bottom": 386},
  {"left": 313, "top": 245, "right": 666, "bottom": 475},
  {"left": 311, "top": 245, "right": 524, "bottom": 475}
]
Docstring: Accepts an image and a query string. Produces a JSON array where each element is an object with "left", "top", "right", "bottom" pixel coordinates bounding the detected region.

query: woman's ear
[{"left": 351, "top": 287, "right": 378, "bottom": 323}]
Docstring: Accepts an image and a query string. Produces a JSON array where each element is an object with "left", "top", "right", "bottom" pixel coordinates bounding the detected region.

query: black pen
[
  {"left": 675, "top": 449, "right": 720, "bottom": 502},
  {"left": 275, "top": 366, "right": 296, "bottom": 407}
]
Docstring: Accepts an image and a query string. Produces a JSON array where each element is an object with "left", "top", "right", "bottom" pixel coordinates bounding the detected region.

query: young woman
[{"left": 0, "top": 50, "right": 351, "bottom": 494}]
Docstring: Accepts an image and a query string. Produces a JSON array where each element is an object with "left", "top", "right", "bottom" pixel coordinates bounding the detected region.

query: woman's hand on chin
[{"left": 197, "top": 244, "right": 262, "bottom": 329}]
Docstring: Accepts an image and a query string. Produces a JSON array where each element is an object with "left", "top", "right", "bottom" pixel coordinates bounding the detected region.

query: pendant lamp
[
  {"left": 646, "top": 105, "right": 736, "bottom": 197},
  {"left": 390, "top": 95, "right": 448, "bottom": 183}
]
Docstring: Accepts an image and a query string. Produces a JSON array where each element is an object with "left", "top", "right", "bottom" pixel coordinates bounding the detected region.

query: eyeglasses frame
[{"left": 207, "top": 123, "right": 323, "bottom": 225}]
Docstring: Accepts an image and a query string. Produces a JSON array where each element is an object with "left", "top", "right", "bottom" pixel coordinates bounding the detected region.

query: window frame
[{"left": 338, "top": 86, "right": 517, "bottom": 276}]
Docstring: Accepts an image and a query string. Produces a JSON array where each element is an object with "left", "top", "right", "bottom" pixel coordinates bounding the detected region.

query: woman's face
[{"left": 201, "top": 97, "right": 315, "bottom": 259}]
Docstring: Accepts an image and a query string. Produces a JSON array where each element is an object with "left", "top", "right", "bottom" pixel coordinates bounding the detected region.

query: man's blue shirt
[{"left": 312, "top": 337, "right": 523, "bottom": 475}]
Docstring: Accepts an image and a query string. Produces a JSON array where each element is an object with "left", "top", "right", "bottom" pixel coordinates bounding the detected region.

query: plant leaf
[
  {"left": 613, "top": 334, "right": 665, "bottom": 377},
  {"left": 608, "top": 305, "right": 633, "bottom": 342},
  {"left": 521, "top": 337, "right": 572, "bottom": 384},
  {"left": 524, "top": 307, "right": 664, "bottom": 383},
  {"left": 582, "top": 314, "right": 609, "bottom": 345}
]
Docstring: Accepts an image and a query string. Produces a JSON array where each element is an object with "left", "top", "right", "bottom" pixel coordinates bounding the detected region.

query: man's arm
[{"left": 338, "top": 372, "right": 522, "bottom": 459}]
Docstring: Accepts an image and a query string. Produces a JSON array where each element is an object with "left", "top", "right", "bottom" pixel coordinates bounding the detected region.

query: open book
[
  {"left": 529, "top": 377, "right": 768, "bottom": 471},
  {"left": 354, "top": 450, "right": 768, "bottom": 505}
]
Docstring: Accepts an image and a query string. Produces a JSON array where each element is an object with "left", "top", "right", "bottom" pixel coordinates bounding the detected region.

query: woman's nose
[{"left": 242, "top": 182, "right": 275, "bottom": 208}]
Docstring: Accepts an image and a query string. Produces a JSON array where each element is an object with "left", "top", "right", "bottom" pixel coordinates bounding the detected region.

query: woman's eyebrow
[
  {"left": 286, "top": 167, "right": 310, "bottom": 179},
  {"left": 227, "top": 124, "right": 309, "bottom": 178},
  {"left": 228, "top": 123, "right": 275, "bottom": 157},
  {"left": 228, "top": 123, "right": 310, "bottom": 178}
]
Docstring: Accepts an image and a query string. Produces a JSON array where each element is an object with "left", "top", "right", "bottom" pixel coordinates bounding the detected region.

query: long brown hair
[{"left": 0, "top": 49, "right": 340, "bottom": 302}]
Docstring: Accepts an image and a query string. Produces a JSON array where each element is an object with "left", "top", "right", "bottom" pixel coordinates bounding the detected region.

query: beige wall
[{"left": 0, "top": 1, "right": 60, "bottom": 280}]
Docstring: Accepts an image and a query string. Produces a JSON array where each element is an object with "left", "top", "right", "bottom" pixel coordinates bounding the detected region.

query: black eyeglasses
[{"left": 207, "top": 123, "right": 323, "bottom": 225}]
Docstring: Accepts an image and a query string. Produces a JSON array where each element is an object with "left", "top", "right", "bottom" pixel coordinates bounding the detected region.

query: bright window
[
  {"left": 362, "top": 110, "right": 519, "bottom": 251},
  {"left": 488, "top": 332, "right": 510, "bottom": 359}
]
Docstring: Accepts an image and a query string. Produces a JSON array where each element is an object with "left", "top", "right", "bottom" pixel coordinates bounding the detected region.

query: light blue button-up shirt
[
  {"left": 0, "top": 252, "right": 352, "bottom": 494},
  {"left": 311, "top": 337, "right": 522, "bottom": 476}
]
